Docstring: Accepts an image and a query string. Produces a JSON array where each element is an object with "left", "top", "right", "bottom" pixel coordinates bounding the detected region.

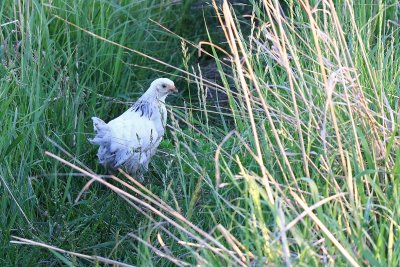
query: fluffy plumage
[{"left": 89, "top": 78, "right": 177, "bottom": 180}]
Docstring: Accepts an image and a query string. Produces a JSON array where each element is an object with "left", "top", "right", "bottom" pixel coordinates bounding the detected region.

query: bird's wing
[{"left": 107, "top": 110, "right": 162, "bottom": 168}]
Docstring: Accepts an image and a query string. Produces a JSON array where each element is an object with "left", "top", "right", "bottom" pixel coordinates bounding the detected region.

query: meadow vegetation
[{"left": 1, "top": 0, "right": 399, "bottom": 266}]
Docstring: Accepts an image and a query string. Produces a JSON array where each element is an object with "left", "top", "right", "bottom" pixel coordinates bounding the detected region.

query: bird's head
[{"left": 149, "top": 78, "right": 177, "bottom": 100}]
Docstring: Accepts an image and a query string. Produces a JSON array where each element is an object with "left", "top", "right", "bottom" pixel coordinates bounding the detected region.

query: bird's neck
[{"left": 141, "top": 90, "right": 167, "bottom": 103}]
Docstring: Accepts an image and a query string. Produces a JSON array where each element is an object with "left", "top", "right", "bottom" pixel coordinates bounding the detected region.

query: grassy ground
[{"left": 1, "top": 0, "right": 399, "bottom": 266}]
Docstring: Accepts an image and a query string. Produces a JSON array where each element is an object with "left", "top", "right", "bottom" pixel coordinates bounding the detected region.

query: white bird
[{"left": 89, "top": 78, "right": 177, "bottom": 180}]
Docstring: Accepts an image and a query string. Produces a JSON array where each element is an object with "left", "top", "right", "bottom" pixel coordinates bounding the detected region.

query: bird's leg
[
  {"left": 142, "top": 162, "right": 149, "bottom": 173},
  {"left": 136, "top": 173, "right": 144, "bottom": 182}
]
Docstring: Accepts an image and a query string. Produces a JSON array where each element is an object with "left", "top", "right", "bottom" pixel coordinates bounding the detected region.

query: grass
[{"left": 1, "top": 0, "right": 400, "bottom": 266}]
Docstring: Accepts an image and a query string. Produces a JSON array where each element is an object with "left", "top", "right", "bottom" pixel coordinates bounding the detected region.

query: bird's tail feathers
[{"left": 89, "top": 117, "right": 110, "bottom": 145}]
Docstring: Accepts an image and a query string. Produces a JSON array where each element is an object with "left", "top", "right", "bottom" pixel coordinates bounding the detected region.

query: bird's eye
[{"left": 162, "top": 84, "right": 166, "bottom": 88}]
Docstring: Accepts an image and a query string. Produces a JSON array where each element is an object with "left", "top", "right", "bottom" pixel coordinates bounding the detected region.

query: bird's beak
[{"left": 170, "top": 86, "right": 178, "bottom": 93}]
